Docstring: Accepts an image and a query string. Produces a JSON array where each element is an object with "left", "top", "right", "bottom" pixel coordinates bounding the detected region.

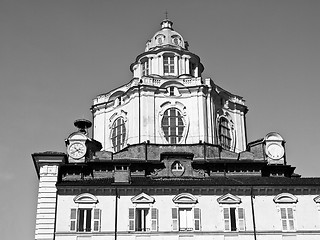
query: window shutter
[
  {"left": 194, "top": 208, "right": 201, "bottom": 231},
  {"left": 238, "top": 208, "right": 245, "bottom": 231},
  {"left": 93, "top": 209, "right": 101, "bottom": 232},
  {"left": 129, "top": 208, "right": 135, "bottom": 231},
  {"left": 151, "top": 208, "right": 158, "bottom": 231},
  {"left": 70, "top": 208, "right": 77, "bottom": 231},
  {"left": 223, "top": 208, "right": 230, "bottom": 231},
  {"left": 172, "top": 208, "right": 179, "bottom": 231}
]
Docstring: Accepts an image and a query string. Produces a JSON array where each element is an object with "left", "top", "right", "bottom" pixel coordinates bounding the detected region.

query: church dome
[
  {"left": 145, "top": 18, "right": 188, "bottom": 52},
  {"left": 130, "top": 18, "right": 203, "bottom": 79}
]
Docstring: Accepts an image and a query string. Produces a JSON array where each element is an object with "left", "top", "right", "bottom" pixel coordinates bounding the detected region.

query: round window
[{"left": 171, "top": 161, "right": 184, "bottom": 176}]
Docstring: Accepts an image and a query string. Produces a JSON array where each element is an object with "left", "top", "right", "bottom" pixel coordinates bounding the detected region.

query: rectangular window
[
  {"left": 129, "top": 208, "right": 158, "bottom": 232},
  {"left": 179, "top": 208, "right": 193, "bottom": 231},
  {"left": 136, "top": 208, "right": 149, "bottom": 231},
  {"left": 189, "top": 62, "right": 196, "bottom": 76},
  {"left": 70, "top": 208, "right": 101, "bottom": 232},
  {"left": 142, "top": 61, "right": 149, "bottom": 76},
  {"left": 219, "top": 118, "right": 232, "bottom": 150},
  {"left": 223, "top": 207, "right": 245, "bottom": 231},
  {"left": 164, "top": 56, "right": 175, "bottom": 74},
  {"left": 280, "top": 207, "right": 295, "bottom": 231},
  {"left": 172, "top": 208, "right": 201, "bottom": 231}
]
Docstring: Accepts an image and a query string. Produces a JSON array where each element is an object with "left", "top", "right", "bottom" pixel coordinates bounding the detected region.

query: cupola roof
[{"left": 145, "top": 18, "right": 188, "bottom": 52}]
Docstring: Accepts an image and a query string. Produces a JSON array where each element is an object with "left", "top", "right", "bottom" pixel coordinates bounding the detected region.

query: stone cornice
[
  {"left": 57, "top": 184, "right": 320, "bottom": 196},
  {"left": 32, "top": 152, "right": 67, "bottom": 179}
]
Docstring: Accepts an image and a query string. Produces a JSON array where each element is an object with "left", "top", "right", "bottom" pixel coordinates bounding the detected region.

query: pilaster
[{"left": 32, "top": 152, "right": 66, "bottom": 240}]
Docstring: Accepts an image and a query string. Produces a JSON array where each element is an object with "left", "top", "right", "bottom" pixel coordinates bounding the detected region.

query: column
[
  {"left": 181, "top": 56, "right": 185, "bottom": 74},
  {"left": 186, "top": 58, "right": 190, "bottom": 74},
  {"left": 159, "top": 55, "right": 163, "bottom": 75},
  {"left": 153, "top": 56, "right": 158, "bottom": 75},
  {"left": 174, "top": 55, "right": 178, "bottom": 76},
  {"left": 148, "top": 58, "right": 152, "bottom": 75}
]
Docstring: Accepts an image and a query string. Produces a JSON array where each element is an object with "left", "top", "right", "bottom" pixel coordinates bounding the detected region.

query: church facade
[{"left": 33, "top": 19, "right": 320, "bottom": 240}]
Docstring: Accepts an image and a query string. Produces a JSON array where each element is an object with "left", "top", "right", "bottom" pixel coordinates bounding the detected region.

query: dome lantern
[{"left": 160, "top": 18, "right": 173, "bottom": 30}]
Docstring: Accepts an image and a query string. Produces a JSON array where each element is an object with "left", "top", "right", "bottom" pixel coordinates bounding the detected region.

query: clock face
[
  {"left": 267, "top": 143, "right": 284, "bottom": 160},
  {"left": 68, "top": 142, "right": 86, "bottom": 160}
]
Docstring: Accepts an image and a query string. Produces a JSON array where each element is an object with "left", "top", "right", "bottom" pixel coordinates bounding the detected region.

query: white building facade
[{"left": 33, "top": 19, "right": 320, "bottom": 240}]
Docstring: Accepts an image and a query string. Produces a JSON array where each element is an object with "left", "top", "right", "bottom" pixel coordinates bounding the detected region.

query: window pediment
[
  {"left": 131, "top": 192, "right": 155, "bottom": 204},
  {"left": 314, "top": 195, "right": 320, "bottom": 204},
  {"left": 173, "top": 193, "right": 197, "bottom": 204},
  {"left": 74, "top": 193, "right": 98, "bottom": 204},
  {"left": 273, "top": 193, "right": 298, "bottom": 203},
  {"left": 217, "top": 193, "right": 241, "bottom": 204},
  {"left": 108, "top": 90, "right": 125, "bottom": 102}
]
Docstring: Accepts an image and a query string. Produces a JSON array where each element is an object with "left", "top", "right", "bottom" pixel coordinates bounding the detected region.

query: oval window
[{"left": 161, "top": 108, "right": 185, "bottom": 144}]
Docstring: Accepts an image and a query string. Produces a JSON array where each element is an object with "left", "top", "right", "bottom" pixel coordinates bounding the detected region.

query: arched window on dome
[
  {"left": 111, "top": 117, "right": 126, "bottom": 152},
  {"left": 161, "top": 107, "right": 185, "bottom": 144},
  {"left": 219, "top": 117, "right": 232, "bottom": 150},
  {"left": 163, "top": 54, "right": 175, "bottom": 75}
]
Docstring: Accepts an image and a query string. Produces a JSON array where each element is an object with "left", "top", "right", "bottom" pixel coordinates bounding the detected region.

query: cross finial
[{"left": 165, "top": 10, "right": 168, "bottom": 20}]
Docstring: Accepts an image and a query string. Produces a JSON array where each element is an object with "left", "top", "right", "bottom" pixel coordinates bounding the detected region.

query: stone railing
[
  {"left": 141, "top": 76, "right": 202, "bottom": 87},
  {"left": 182, "top": 77, "right": 202, "bottom": 86}
]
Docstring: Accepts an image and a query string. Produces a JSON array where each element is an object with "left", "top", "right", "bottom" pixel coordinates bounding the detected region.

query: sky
[{"left": 0, "top": 0, "right": 319, "bottom": 239}]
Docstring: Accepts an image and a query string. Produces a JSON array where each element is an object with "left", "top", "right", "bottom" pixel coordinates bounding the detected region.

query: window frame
[
  {"left": 70, "top": 193, "right": 101, "bottom": 233},
  {"left": 171, "top": 207, "right": 201, "bottom": 232},
  {"left": 274, "top": 193, "right": 298, "bottom": 232},
  {"left": 163, "top": 54, "right": 175, "bottom": 75},
  {"left": 217, "top": 193, "right": 245, "bottom": 232},
  {"left": 279, "top": 206, "right": 296, "bottom": 231},
  {"left": 222, "top": 206, "right": 245, "bottom": 232},
  {"left": 161, "top": 107, "right": 186, "bottom": 144},
  {"left": 172, "top": 193, "right": 200, "bottom": 232},
  {"left": 141, "top": 59, "right": 149, "bottom": 76},
  {"left": 129, "top": 207, "right": 158, "bottom": 232},
  {"left": 218, "top": 117, "right": 232, "bottom": 150},
  {"left": 129, "top": 193, "right": 158, "bottom": 232},
  {"left": 110, "top": 116, "right": 126, "bottom": 152}
]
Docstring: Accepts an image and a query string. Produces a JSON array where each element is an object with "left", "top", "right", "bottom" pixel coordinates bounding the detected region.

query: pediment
[
  {"left": 314, "top": 195, "right": 320, "bottom": 204},
  {"left": 217, "top": 193, "right": 241, "bottom": 204},
  {"left": 131, "top": 192, "right": 155, "bottom": 204},
  {"left": 173, "top": 193, "right": 197, "bottom": 204},
  {"left": 74, "top": 193, "right": 98, "bottom": 204},
  {"left": 273, "top": 193, "right": 298, "bottom": 203}
]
